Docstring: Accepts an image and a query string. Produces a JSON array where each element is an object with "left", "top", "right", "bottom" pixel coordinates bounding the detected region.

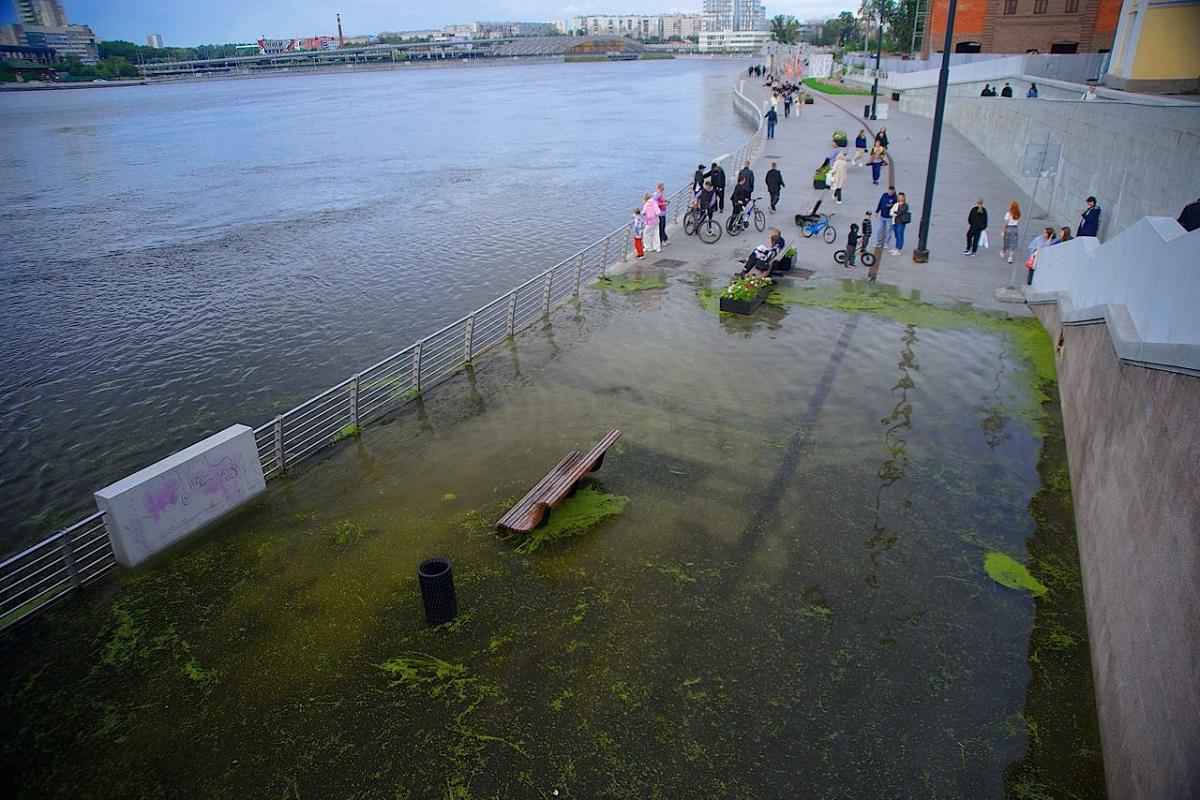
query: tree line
[{"left": 769, "top": 1, "right": 923, "bottom": 54}]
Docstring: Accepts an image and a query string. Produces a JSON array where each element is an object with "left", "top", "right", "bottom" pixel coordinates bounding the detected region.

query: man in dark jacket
[
  {"left": 965, "top": 198, "right": 988, "bottom": 256},
  {"left": 730, "top": 176, "right": 752, "bottom": 223},
  {"left": 1178, "top": 198, "right": 1200, "bottom": 232},
  {"left": 738, "top": 161, "right": 755, "bottom": 193},
  {"left": 875, "top": 186, "right": 898, "bottom": 249},
  {"left": 1000, "top": 83, "right": 1013, "bottom": 97},
  {"left": 1077, "top": 196, "right": 1101, "bottom": 238},
  {"left": 765, "top": 161, "right": 785, "bottom": 213},
  {"left": 706, "top": 162, "right": 727, "bottom": 212},
  {"left": 693, "top": 164, "right": 707, "bottom": 193}
]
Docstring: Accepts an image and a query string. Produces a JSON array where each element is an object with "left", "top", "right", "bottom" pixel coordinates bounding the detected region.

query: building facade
[
  {"left": 566, "top": 14, "right": 703, "bottom": 40},
  {"left": 702, "top": 0, "right": 768, "bottom": 32},
  {"left": 922, "top": 0, "right": 1123, "bottom": 55},
  {"left": 0, "top": 23, "right": 97, "bottom": 63},
  {"left": 146, "top": 33, "right": 163, "bottom": 48},
  {"left": 13, "top": 0, "right": 67, "bottom": 27},
  {"left": 1104, "top": 0, "right": 1200, "bottom": 91},
  {"left": 698, "top": 29, "right": 769, "bottom": 53}
]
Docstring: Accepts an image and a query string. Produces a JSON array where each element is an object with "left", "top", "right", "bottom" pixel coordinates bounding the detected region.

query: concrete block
[{"left": 95, "top": 424, "right": 266, "bottom": 568}]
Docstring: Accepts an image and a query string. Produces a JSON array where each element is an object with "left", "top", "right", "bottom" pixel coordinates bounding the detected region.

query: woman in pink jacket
[{"left": 641, "top": 193, "right": 661, "bottom": 253}]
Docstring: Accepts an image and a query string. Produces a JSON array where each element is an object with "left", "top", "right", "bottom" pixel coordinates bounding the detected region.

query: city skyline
[{"left": 0, "top": 0, "right": 853, "bottom": 46}]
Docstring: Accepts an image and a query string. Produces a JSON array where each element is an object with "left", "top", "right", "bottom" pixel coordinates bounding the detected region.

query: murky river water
[
  {"left": 0, "top": 58, "right": 752, "bottom": 551},
  {"left": 0, "top": 271, "right": 1104, "bottom": 797}
]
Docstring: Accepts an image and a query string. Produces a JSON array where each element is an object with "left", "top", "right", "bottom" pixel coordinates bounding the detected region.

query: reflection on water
[
  {"left": 0, "top": 58, "right": 752, "bottom": 550},
  {"left": 0, "top": 274, "right": 1104, "bottom": 798}
]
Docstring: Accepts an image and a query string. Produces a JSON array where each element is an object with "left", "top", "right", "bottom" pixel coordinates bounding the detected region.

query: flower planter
[{"left": 719, "top": 282, "right": 773, "bottom": 315}]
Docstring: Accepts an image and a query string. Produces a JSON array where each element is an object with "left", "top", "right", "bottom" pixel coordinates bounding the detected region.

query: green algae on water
[
  {"left": 985, "top": 552, "right": 1049, "bottom": 597},
  {"left": 593, "top": 274, "right": 667, "bottom": 293},
  {"left": 514, "top": 487, "right": 629, "bottom": 553}
]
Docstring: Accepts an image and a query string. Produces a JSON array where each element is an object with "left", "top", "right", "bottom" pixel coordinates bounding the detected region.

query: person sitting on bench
[{"left": 739, "top": 229, "right": 786, "bottom": 277}]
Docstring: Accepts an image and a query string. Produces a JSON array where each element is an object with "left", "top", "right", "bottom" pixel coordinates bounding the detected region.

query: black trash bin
[
  {"left": 417, "top": 557, "right": 458, "bottom": 625},
  {"left": 864, "top": 103, "right": 871, "bottom": 118}
]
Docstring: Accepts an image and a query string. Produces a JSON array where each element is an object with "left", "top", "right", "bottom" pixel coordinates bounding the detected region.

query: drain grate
[{"left": 651, "top": 258, "right": 687, "bottom": 268}]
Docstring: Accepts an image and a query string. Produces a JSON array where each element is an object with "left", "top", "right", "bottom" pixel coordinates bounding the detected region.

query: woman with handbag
[
  {"left": 1025, "top": 226, "right": 1057, "bottom": 285},
  {"left": 890, "top": 192, "right": 911, "bottom": 255}
]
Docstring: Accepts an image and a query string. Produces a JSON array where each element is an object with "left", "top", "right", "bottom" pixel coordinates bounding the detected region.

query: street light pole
[
  {"left": 870, "top": 10, "right": 883, "bottom": 119},
  {"left": 911, "top": 0, "right": 958, "bottom": 263}
]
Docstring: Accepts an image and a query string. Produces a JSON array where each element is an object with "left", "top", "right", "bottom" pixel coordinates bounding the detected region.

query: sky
[{"left": 0, "top": 1, "right": 855, "bottom": 46}]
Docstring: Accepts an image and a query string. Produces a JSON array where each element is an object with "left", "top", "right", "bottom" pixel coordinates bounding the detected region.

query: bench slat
[{"left": 497, "top": 450, "right": 583, "bottom": 531}]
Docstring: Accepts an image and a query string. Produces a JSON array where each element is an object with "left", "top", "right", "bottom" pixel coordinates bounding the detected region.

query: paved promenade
[{"left": 640, "top": 76, "right": 1048, "bottom": 315}]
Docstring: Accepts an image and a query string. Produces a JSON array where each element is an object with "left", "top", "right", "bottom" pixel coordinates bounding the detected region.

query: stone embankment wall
[
  {"left": 897, "top": 86, "right": 1200, "bottom": 239},
  {"left": 1026, "top": 220, "right": 1200, "bottom": 800}
]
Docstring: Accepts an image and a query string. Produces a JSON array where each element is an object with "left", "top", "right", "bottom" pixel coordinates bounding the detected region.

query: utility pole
[
  {"left": 912, "top": 0, "right": 958, "bottom": 262},
  {"left": 870, "top": 8, "right": 883, "bottom": 120}
]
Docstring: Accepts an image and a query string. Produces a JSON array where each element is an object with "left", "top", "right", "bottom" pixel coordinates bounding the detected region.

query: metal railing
[{"left": 0, "top": 80, "right": 765, "bottom": 632}]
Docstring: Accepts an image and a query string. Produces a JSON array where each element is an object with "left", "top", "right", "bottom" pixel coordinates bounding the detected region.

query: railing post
[
  {"left": 349, "top": 373, "right": 360, "bottom": 428},
  {"left": 412, "top": 341, "right": 423, "bottom": 394},
  {"left": 541, "top": 272, "right": 553, "bottom": 316},
  {"left": 273, "top": 414, "right": 286, "bottom": 474},
  {"left": 601, "top": 236, "right": 611, "bottom": 277},
  {"left": 464, "top": 314, "right": 475, "bottom": 362},
  {"left": 573, "top": 254, "right": 583, "bottom": 297},
  {"left": 59, "top": 531, "right": 81, "bottom": 590},
  {"left": 506, "top": 291, "right": 517, "bottom": 337}
]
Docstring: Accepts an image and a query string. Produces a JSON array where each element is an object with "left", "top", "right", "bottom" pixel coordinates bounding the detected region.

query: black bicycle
[
  {"left": 834, "top": 247, "right": 877, "bottom": 267},
  {"left": 726, "top": 197, "right": 767, "bottom": 237}
]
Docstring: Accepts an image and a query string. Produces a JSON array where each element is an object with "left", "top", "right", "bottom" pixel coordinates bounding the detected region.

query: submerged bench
[{"left": 495, "top": 429, "right": 622, "bottom": 534}]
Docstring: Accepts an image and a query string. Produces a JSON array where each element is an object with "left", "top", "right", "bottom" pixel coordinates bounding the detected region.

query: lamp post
[
  {"left": 911, "top": 0, "right": 958, "bottom": 263},
  {"left": 870, "top": 10, "right": 883, "bottom": 119}
]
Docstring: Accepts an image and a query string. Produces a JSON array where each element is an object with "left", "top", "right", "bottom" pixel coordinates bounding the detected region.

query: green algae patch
[
  {"left": 514, "top": 487, "right": 629, "bottom": 554},
  {"left": 593, "top": 274, "right": 667, "bottom": 293},
  {"left": 985, "top": 552, "right": 1048, "bottom": 597},
  {"left": 696, "top": 286, "right": 727, "bottom": 316},
  {"left": 441, "top": 492, "right": 458, "bottom": 503}
]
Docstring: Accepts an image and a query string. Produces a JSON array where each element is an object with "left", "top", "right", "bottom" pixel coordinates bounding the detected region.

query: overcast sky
[{"left": 0, "top": 1, "right": 855, "bottom": 46}]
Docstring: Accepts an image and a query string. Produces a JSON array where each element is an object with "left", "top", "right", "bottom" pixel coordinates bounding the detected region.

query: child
[
  {"left": 860, "top": 212, "right": 873, "bottom": 256},
  {"left": 632, "top": 209, "right": 645, "bottom": 259},
  {"left": 845, "top": 223, "right": 859, "bottom": 267}
]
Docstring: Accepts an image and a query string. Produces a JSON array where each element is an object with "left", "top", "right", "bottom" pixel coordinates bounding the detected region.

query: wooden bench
[{"left": 495, "top": 429, "right": 622, "bottom": 534}]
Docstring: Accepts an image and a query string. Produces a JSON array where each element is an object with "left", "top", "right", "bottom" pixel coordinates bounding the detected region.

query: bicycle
[
  {"left": 798, "top": 212, "right": 837, "bottom": 244},
  {"left": 684, "top": 204, "right": 722, "bottom": 243},
  {"left": 833, "top": 246, "right": 876, "bottom": 267},
  {"left": 726, "top": 197, "right": 767, "bottom": 237}
]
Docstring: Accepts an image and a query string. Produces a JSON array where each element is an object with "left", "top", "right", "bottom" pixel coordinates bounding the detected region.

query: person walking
[
  {"left": 632, "top": 208, "right": 645, "bottom": 259},
  {"left": 1000, "top": 82, "right": 1013, "bottom": 97},
  {"left": 707, "top": 162, "right": 727, "bottom": 212},
  {"left": 965, "top": 198, "right": 988, "bottom": 256},
  {"left": 852, "top": 129, "right": 868, "bottom": 166},
  {"left": 738, "top": 161, "right": 755, "bottom": 193},
  {"left": 654, "top": 182, "right": 670, "bottom": 246},
  {"left": 783, "top": 89, "right": 793, "bottom": 118},
  {"left": 876, "top": 186, "right": 898, "bottom": 249},
  {"left": 765, "top": 161, "right": 785, "bottom": 213},
  {"left": 1077, "top": 196, "right": 1101, "bottom": 238},
  {"left": 868, "top": 143, "right": 888, "bottom": 186},
  {"left": 890, "top": 192, "right": 911, "bottom": 255},
  {"left": 1027, "top": 83, "right": 1039, "bottom": 98},
  {"left": 830, "top": 153, "right": 849, "bottom": 205},
  {"left": 764, "top": 106, "right": 778, "bottom": 139},
  {"left": 874, "top": 127, "right": 889, "bottom": 149},
  {"left": 999, "top": 201, "right": 1021, "bottom": 264},
  {"left": 641, "top": 192, "right": 661, "bottom": 253}
]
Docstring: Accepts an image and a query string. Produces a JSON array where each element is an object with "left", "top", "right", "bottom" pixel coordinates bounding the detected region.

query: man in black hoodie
[
  {"left": 693, "top": 164, "right": 707, "bottom": 193},
  {"left": 965, "top": 198, "right": 988, "bottom": 256},
  {"left": 738, "top": 161, "right": 755, "bottom": 194},
  {"left": 765, "top": 161, "right": 785, "bottom": 213},
  {"left": 706, "top": 162, "right": 727, "bottom": 212}
]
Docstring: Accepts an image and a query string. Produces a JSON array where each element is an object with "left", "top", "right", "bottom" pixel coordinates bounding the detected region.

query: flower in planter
[{"left": 722, "top": 274, "right": 773, "bottom": 301}]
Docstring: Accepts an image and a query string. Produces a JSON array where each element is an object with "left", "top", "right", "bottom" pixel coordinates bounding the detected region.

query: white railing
[{"left": 0, "top": 79, "right": 765, "bottom": 632}]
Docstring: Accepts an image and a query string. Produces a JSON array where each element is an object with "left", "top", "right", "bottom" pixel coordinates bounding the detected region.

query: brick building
[{"left": 921, "top": 0, "right": 1123, "bottom": 55}]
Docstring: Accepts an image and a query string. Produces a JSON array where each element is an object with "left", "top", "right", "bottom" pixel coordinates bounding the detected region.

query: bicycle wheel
[
  {"left": 727, "top": 215, "right": 743, "bottom": 236},
  {"left": 683, "top": 210, "right": 696, "bottom": 236},
  {"left": 801, "top": 225, "right": 814, "bottom": 239},
  {"left": 698, "top": 218, "right": 722, "bottom": 244},
  {"left": 754, "top": 209, "right": 766, "bottom": 232},
  {"left": 823, "top": 225, "right": 837, "bottom": 244},
  {"left": 860, "top": 250, "right": 877, "bottom": 267},
  {"left": 834, "top": 249, "right": 846, "bottom": 265}
]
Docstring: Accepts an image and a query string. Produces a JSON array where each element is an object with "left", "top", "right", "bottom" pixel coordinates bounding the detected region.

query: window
[
  {"left": 1065, "top": 0, "right": 1079, "bottom": 11},
  {"left": 1004, "top": 0, "right": 1017, "bottom": 13},
  {"left": 1034, "top": 0, "right": 1048, "bottom": 12}
]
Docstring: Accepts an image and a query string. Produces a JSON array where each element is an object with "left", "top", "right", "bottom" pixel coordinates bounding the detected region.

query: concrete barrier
[{"left": 95, "top": 424, "right": 266, "bottom": 567}]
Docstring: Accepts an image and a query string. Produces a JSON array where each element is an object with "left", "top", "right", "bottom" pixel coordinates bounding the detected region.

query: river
[{"left": 0, "top": 57, "right": 753, "bottom": 551}]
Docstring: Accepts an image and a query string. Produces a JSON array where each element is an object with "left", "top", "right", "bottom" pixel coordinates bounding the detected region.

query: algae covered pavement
[{"left": 0, "top": 271, "right": 1104, "bottom": 799}]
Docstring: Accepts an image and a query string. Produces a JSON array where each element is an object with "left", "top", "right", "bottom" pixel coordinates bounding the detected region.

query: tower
[
  {"left": 337, "top": 13, "right": 344, "bottom": 48},
  {"left": 13, "top": 0, "right": 67, "bottom": 26}
]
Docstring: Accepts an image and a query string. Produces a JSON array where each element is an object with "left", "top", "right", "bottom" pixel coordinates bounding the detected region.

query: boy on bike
[
  {"left": 693, "top": 179, "right": 718, "bottom": 225},
  {"left": 730, "top": 176, "right": 752, "bottom": 226}
]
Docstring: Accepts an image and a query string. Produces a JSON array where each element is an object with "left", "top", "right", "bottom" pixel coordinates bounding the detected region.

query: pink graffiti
[{"left": 142, "top": 478, "right": 180, "bottom": 520}]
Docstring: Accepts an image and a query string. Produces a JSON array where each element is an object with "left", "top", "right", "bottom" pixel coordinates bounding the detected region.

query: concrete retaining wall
[
  {"left": 897, "top": 88, "right": 1200, "bottom": 239},
  {"left": 1029, "top": 302, "right": 1200, "bottom": 800}
]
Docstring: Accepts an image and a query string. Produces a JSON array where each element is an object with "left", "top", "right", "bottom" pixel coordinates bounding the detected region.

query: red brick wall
[{"left": 926, "top": 0, "right": 1120, "bottom": 53}]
